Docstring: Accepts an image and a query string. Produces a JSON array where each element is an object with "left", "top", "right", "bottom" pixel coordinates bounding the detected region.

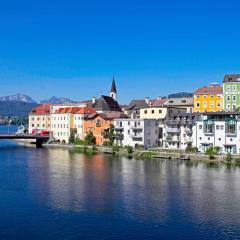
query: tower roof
[{"left": 110, "top": 77, "right": 117, "bottom": 93}]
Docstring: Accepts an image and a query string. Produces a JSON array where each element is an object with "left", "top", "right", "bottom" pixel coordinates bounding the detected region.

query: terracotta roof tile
[{"left": 194, "top": 85, "right": 223, "bottom": 95}]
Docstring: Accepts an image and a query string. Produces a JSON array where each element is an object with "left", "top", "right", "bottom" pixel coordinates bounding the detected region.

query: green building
[{"left": 223, "top": 74, "right": 240, "bottom": 112}]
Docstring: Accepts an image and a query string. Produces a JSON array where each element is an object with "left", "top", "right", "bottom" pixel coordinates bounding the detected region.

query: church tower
[{"left": 110, "top": 77, "right": 117, "bottom": 101}]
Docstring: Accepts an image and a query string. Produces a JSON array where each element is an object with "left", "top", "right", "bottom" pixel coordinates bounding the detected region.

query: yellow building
[
  {"left": 194, "top": 84, "right": 223, "bottom": 113},
  {"left": 29, "top": 104, "right": 51, "bottom": 134}
]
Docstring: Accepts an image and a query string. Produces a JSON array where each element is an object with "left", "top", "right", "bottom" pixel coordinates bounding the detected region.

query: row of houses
[{"left": 28, "top": 74, "right": 240, "bottom": 154}]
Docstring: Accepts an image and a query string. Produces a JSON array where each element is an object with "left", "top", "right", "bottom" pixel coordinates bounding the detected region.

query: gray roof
[
  {"left": 126, "top": 100, "right": 149, "bottom": 110},
  {"left": 164, "top": 98, "right": 193, "bottom": 107},
  {"left": 223, "top": 74, "right": 240, "bottom": 83},
  {"left": 110, "top": 77, "right": 117, "bottom": 93},
  {"left": 93, "top": 95, "right": 122, "bottom": 112}
]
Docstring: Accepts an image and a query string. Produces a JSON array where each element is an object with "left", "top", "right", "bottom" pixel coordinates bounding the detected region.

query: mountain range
[{"left": 0, "top": 94, "right": 74, "bottom": 117}]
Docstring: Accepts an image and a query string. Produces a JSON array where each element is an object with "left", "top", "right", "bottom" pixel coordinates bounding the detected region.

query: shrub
[
  {"left": 226, "top": 153, "right": 233, "bottom": 162},
  {"left": 126, "top": 145, "right": 133, "bottom": 155},
  {"left": 234, "top": 157, "right": 240, "bottom": 166},
  {"left": 74, "top": 138, "right": 86, "bottom": 145},
  {"left": 135, "top": 144, "right": 144, "bottom": 150},
  {"left": 84, "top": 132, "right": 96, "bottom": 145},
  {"left": 185, "top": 146, "right": 198, "bottom": 153},
  {"left": 205, "top": 146, "right": 220, "bottom": 160},
  {"left": 103, "top": 140, "right": 113, "bottom": 147}
]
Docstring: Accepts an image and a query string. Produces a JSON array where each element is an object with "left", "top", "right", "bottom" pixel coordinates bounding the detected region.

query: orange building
[
  {"left": 194, "top": 84, "right": 223, "bottom": 113},
  {"left": 84, "top": 112, "right": 127, "bottom": 145}
]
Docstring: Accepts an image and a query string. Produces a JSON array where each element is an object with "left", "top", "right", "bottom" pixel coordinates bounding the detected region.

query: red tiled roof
[
  {"left": 194, "top": 85, "right": 223, "bottom": 95},
  {"left": 55, "top": 107, "right": 96, "bottom": 114},
  {"left": 30, "top": 104, "right": 51, "bottom": 115}
]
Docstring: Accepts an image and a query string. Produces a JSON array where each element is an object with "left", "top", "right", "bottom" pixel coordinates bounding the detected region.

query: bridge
[{"left": 0, "top": 135, "right": 50, "bottom": 148}]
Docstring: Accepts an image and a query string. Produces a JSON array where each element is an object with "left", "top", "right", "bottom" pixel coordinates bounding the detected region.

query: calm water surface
[{"left": 0, "top": 140, "right": 240, "bottom": 239}]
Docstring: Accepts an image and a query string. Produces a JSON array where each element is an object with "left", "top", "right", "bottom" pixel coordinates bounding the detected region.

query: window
[
  {"left": 144, "top": 110, "right": 147, "bottom": 114},
  {"left": 159, "top": 110, "right": 162, "bottom": 114},
  {"left": 96, "top": 119, "right": 101, "bottom": 127},
  {"left": 227, "top": 96, "right": 231, "bottom": 102},
  {"left": 210, "top": 94, "right": 214, "bottom": 98},
  {"left": 227, "top": 85, "right": 231, "bottom": 91},
  {"left": 233, "top": 104, "right": 236, "bottom": 111},
  {"left": 210, "top": 102, "right": 214, "bottom": 108},
  {"left": 199, "top": 125, "right": 203, "bottom": 130},
  {"left": 217, "top": 102, "right": 221, "bottom": 108},
  {"left": 151, "top": 110, "right": 154, "bottom": 114},
  {"left": 203, "top": 102, "right": 207, "bottom": 108},
  {"left": 233, "top": 95, "right": 236, "bottom": 101},
  {"left": 218, "top": 138, "right": 221, "bottom": 141},
  {"left": 221, "top": 125, "right": 224, "bottom": 130},
  {"left": 203, "top": 95, "right": 207, "bottom": 99},
  {"left": 196, "top": 102, "right": 200, "bottom": 107},
  {"left": 216, "top": 125, "right": 220, "bottom": 130},
  {"left": 232, "top": 85, "right": 237, "bottom": 91}
]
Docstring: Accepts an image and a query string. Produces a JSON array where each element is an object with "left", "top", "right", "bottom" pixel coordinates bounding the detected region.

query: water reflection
[{"left": 23, "top": 147, "right": 240, "bottom": 230}]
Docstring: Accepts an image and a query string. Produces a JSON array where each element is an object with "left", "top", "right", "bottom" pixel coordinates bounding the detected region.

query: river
[{"left": 0, "top": 130, "right": 240, "bottom": 239}]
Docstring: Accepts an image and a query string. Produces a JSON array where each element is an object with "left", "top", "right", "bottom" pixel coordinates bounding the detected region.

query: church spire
[
  {"left": 110, "top": 77, "right": 117, "bottom": 93},
  {"left": 110, "top": 77, "right": 117, "bottom": 101}
]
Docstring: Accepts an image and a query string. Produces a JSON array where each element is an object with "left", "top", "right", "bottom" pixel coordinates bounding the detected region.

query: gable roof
[
  {"left": 93, "top": 95, "right": 122, "bottom": 112},
  {"left": 54, "top": 107, "right": 96, "bottom": 114},
  {"left": 126, "top": 100, "right": 149, "bottom": 110},
  {"left": 194, "top": 84, "right": 223, "bottom": 95},
  {"left": 30, "top": 104, "right": 50, "bottom": 115},
  {"left": 151, "top": 99, "right": 167, "bottom": 107},
  {"left": 84, "top": 111, "right": 128, "bottom": 120},
  {"left": 223, "top": 74, "right": 240, "bottom": 83}
]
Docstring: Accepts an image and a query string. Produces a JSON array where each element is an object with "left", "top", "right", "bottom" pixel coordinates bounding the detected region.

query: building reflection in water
[{"left": 26, "top": 148, "right": 240, "bottom": 226}]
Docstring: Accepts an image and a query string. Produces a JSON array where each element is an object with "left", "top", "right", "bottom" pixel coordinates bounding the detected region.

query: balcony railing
[
  {"left": 114, "top": 134, "right": 124, "bottom": 140},
  {"left": 165, "top": 127, "right": 180, "bottom": 133}
]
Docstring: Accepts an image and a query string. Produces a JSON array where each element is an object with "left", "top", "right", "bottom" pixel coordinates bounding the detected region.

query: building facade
[
  {"left": 195, "top": 112, "right": 240, "bottom": 154},
  {"left": 114, "top": 119, "right": 159, "bottom": 148},
  {"left": 194, "top": 83, "right": 223, "bottom": 113},
  {"left": 162, "top": 113, "right": 199, "bottom": 150},
  {"left": 29, "top": 104, "right": 51, "bottom": 134},
  {"left": 223, "top": 74, "right": 240, "bottom": 112}
]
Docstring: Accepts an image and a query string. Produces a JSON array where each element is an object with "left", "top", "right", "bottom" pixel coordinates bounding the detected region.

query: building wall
[
  {"left": 194, "top": 94, "right": 223, "bottom": 113},
  {"left": 29, "top": 114, "right": 51, "bottom": 134},
  {"left": 195, "top": 120, "right": 239, "bottom": 154},
  {"left": 223, "top": 82, "right": 240, "bottom": 111},
  {"left": 84, "top": 116, "right": 113, "bottom": 145},
  {"left": 114, "top": 119, "right": 159, "bottom": 148},
  {"left": 51, "top": 113, "right": 74, "bottom": 143},
  {"left": 73, "top": 114, "right": 84, "bottom": 140},
  {"left": 140, "top": 107, "right": 168, "bottom": 119}
]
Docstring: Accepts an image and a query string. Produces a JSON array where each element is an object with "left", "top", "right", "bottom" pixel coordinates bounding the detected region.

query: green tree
[
  {"left": 85, "top": 132, "right": 96, "bottom": 145},
  {"left": 205, "top": 146, "right": 220, "bottom": 160},
  {"left": 103, "top": 124, "right": 115, "bottom": 146}
]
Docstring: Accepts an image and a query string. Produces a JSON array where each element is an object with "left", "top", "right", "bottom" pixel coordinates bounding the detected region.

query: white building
[
  {"left": 114, "top": 119, "right": 159, "bottom": 148},
  {"left": 195, "top": 112, "right": 240, "bottom": 154},
  {"left": 51, "top": 107, "right": 96, "bottom": 143},
  {"left": 162, "top": 113, "right": 199, "bottom": 150}
]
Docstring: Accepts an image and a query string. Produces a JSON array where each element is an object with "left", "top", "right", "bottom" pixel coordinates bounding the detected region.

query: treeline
[{"left": 0, "top": 101, "right": 38, "bottom": 117}]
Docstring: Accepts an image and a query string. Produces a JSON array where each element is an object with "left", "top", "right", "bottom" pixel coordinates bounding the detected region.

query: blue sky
[{"left": 0, "top": 0, "right": 239, "bottom": 103}]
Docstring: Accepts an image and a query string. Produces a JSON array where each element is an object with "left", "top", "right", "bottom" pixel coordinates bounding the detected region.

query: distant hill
[
  {"left": 0, "top": 101, "right": 38, "bottom": 117},
  {"left": 40, "top": 96, "right": 74, "bottom": 104},
  {"left": 168, "top": 92, "right": 193, "bottom": 98},
  {"left": 0, "top": 93, "right": 37, "bottom": 103}
]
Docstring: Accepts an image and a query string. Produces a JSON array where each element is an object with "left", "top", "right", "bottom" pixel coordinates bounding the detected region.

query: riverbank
[{"left": 42, "top": 143, "right": 240, "bottom": 166}]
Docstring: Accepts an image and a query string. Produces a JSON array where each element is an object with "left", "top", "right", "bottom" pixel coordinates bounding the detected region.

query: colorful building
[
  {"left": 223, "top": 74, "right": 240, "bottom": 111},
  {"left": 84, "top": 112, "right": 127, "bottom": 145},
  {"left": 193, "top": 84, "right": 223, "bottom": 113},
  {"left": 28, "top": 104, "right": 51, "bottom": 134}
]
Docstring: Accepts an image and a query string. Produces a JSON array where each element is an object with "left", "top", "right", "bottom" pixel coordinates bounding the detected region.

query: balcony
[
  {"left": 165, "top": 120, "right": 180, "bottom": 125},
  {"left": 115, "top": 126, "right": 123, "bottom": 131},
  {"left": 165, "top": 127, "right": 180, "bottom": 133},
  {"left": 184, "top": 137, "right": 193, "bottom": 143},
  {"left": 131, "top": 126, "right": 143, "bottom": 130},
  {"left": 114, "top": 134, "right": 124, "bottom": 140},
  {"left": 164, "top": 136, "right": 180, "bottom": 142}
]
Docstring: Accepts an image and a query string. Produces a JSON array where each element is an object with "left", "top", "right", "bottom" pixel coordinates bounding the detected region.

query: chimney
[
  {"left": 92, "top": 97, "right": 96, "bottom": 104},
  {"left": 145, "top": 97, "right": 150, "bottom": 105}
]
